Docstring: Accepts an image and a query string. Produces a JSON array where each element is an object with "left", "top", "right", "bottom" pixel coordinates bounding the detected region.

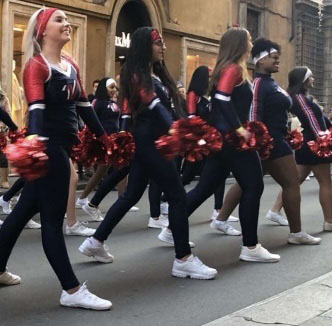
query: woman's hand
[{"left": 236, "top": 126, "right": 251, "bottom": 142}]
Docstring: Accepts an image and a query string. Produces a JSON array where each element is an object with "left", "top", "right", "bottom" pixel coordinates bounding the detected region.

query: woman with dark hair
[
  {"left": 215, "top": 38, "right": 321, "bottom": 245},
  {"left": 79, "top": 27, "right": 217, "bottom": 280},
  {"left": 268, "top": 67, "right": 332, "bottom": 231},
  {"left": 167, "top": 28, "right": 279, "bottom": 262}
]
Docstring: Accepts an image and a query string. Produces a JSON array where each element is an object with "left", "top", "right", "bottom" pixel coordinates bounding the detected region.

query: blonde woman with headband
[{"left": 0, "top": 7, "right": 112, "bottom": 310}]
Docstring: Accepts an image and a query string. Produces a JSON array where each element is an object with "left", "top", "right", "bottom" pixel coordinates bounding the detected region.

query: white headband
[
  {"left": 253, "top": 48, "right": 278, "bottom": 65},
  {"left": 106, "top": 78, "right": 117, "bottom": 87},
  {"left": 303, "top": 68, "right": 313, "bottom": 82}
]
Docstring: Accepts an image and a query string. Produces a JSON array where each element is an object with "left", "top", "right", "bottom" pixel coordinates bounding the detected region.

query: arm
[
  {"left": 120, "top": 98, "right": 132, "bottom": 132},
  {"left": 214, "top": 64, "right": 242, "bottom": 131},
  {"left": 0, "top": 106, "right": 17, "bottom": 131},
  {"left": 295, "top": 94, "right": 323, "bottom": 138},
  {"left": 249, "top": 77, "right": 264, "bottom": 122},
  {"left": 186, "top": 91, "right": 198, "bottom": 117}
]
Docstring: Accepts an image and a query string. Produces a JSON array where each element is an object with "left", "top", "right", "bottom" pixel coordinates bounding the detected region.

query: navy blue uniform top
[
  {"left": 290, "top": 94, "right": 327, "bottom": 141},
  {"left": 0, "top": 106, "right": 17, "bottom": 131},
  {"left": 249, "top": 73, "right": 292, "bottom": 139},
  {"left": 23, "top": 54, "right": 105, "bottom": 146},
  {"left": 120, "top": 75, "right": 174, "bottom": 139},
  {"left": 93, "top": 99, "right": 120, "bottom": 135},
  {"left": 209, "top": 64, "right": 253, "bottom": 134}
]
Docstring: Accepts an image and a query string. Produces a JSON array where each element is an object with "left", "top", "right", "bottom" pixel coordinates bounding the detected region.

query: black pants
[
  {"left": 0, "top": 143, "right": 79, "bottom": 290},
  {"left": 187, "top": 146, "right": 264, "bottom": 247},
  {"left": 90, "top": 166, "right": 130, "bottom": 207},
  {"left": 94, "top": 135, "right": 191, "bottom": 259},
  {"left": 0, "top": 150, "right": 8, "bottom": 168},
  {"left": 3, "top": 178, "right": 25, "bottom": 202}
]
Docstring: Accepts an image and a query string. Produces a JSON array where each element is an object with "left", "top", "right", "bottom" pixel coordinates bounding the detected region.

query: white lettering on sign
[{"left": 115, "top": 32, "right": 131, "bottom": 48}]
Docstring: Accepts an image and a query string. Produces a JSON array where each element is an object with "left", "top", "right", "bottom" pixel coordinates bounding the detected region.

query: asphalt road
[{"left": 0, "top": 176, "right": 331, "bottom": 326}]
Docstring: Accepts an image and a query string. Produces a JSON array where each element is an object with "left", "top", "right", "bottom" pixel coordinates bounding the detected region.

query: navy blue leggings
[
  {"left": 187, "top": 146, "right": 264, "bottom": 247},
  {"left": 93, "top": 135, "right": 191, "bottom": 259},
  {"left": 0, "top": 143, "right": 79, "bottom": 290}
]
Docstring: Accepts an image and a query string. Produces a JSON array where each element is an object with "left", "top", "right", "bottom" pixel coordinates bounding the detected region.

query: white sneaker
[
  {"left": 323, "top": 222, "right": 332, "bottom": 232},
  {"left": 0, "top": 196, "right": 12, "bottom": 214},
  {"left": 158, "top": 228, "right": 195, "bottom": 248},
  {"left": 240, "top": 244, "right": 280, "bottom": 262},
  {"left": 210, "top": 220, "right": 241, "bottom": 236},
  {"left": 79, "top": 237, "right": 114, "bottom": 263},
  {"left": 305, "top": 176, "right": 310, "bottom": 181},
  {"left": 266, "top": 210, "right": 289, "bottom": 226},
  {"left": 24, "top": 219, "right": 41, "bottom": 229},
  {"left": 172, "top": 255, "right": 217, "bottom": 280},
  {"left": 129, "top": 206, "right": 139, "bottom": 212},
  {"left": 210, "top": 209, "right": 219, "bottom": 221},
  {"left": 76, "top": 197, "right": 88, "bottom": 208},
  {"left": 0, "top": 220, "right": 3, "bottom": 227},
  {"left": 228, "top": 215, "right": 239, "bottom": 222},
  {"left": 288, "top": 231, "right": 321, "bottom": 245},
  {"left": 60, "top": 281, "right": 112, "bottom": 310},
  {"left": 0, "top": 270, "right": 21, "bottom": 285},
  {"left": 148, "top": 215, "right": 169, "bottom": 229},
  {"left": 160, "top": 202, "right": 169, "bottom": 215},
  {"left": 82, "top": 203, "right": 103, "bottom": 222},
  {"left": 66, "top": 222, "right": 95, "bottom": 237}
]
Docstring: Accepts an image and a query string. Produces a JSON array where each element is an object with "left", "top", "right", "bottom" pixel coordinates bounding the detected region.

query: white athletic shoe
[
  {"left": 266, "top": 210, "right": 289, "bottom": 226},
  {"left": 323, "top": 222, "right": 332, "bottom": 232},
  {"left": 24, "top": 220, "right": 41, "bottom": 229},
  {"left": 288, "top": 231, "right": 321, "bottom": 245},
  {"left": 0, "top": 270, "right": 21, "bottom": 285},
  {"left": 79, "top": 237, "right": 114, "bottom": 263},
  {"left": 60, "top": 281, "right": 112, "bottom": 310},
  {"left": 0, "top": 196, "right": 12, "bottom": 215},
  {"left": 158, "top": 228, "right": 195, "bottom": 248},
  {"left": 66, "top": 222, "right": 95, "bottom": 237},
  {"left": 240, "top": 244, "right": 280, "bottom": 263},
  {"left": 76, "top": 197, "right": 88, "bottom": 208},
  {"left": 82, "top": 203, "right": 103, "bottom": 222},
  {"left": 129, "top": 206, "right": 139, "bottom": 212},
  {"left": 210, "top": 209, "right": 239, "bottom": 222},
  {"left": 210, "top": 209, "right": 219, "bottom": 220},
  {"left": 172, "top": 255, "right": 217, "bottom": 280},
  {"left": 228, "top": 215, "right": 239, "bottom": 222},
  {"left": 160, "top": 202, "right": 169, "bottom": 215},
  {"left": 305, "top": 176, "right": 310, "bottom": 181},
  {"left": 0, "top": 220, "right": 3, "bottom": 227},
  {"left": 210, "top": 220, "right": 241, "bottom": 236},
  {"left": 148, "top": 215, "right": 169, "bottom": 229}
]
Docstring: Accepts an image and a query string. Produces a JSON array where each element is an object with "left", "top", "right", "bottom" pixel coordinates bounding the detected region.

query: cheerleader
[
  {"left": 0, "top": 8, "right": 111, "bottom": 309},
  {"left": 215, "top": 38, "right": 321, "bottom": 245},
  {"left": 171, "top": 28, "right": 280, "bottom": 262},
  {"left": 269, "top": 67, "right": 332, "bottom": 231},
  {"left": 79, "top": 27, "right": 217, "bottom": 280}
]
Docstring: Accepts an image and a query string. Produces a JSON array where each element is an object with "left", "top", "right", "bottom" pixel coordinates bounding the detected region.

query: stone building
[{"left": 0, "top": 0, "right": 299, "bottom": 110}]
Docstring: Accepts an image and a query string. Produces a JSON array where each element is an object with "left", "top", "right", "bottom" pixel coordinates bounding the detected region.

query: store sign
[{"left": 115, "top": 32, "right": 131, "bottom": 48}]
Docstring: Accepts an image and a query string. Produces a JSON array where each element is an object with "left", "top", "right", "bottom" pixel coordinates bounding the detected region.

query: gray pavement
[{"left": 0, "top": 176, "right": 332, "bottom": 326}]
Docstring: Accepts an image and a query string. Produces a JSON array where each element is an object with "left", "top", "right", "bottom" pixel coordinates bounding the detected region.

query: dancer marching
[
  {"left": 0, "top": 7, "right": 111, "bottom": 309},
  {"left": 79, "top": 27, "right": 217, "bottom": 280},
  {"left": 215, "top": 38, "right": 321, "bottom": 245},
  {"left": 168, "top": 27, "right": 280, "bottom": 262}
]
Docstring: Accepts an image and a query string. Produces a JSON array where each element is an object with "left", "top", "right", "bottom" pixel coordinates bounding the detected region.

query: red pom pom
[
  {"left": 8, "top": 128, "right": 27, "bottom": 144},
  {"left": 155, "top": 134, "right": 181, "bottom": 160},
  {"left": 307, "top": 131, "right": 332, "bottom": 158},
  {"left": 286, "top": 130, "right": 303, "bottom": 150},
  {"left": 4, "top": 137, "right": 48, "bottom": 181},
  {"left": 225, "top": 121, "right": 273, "bottom": 160},
  {"left": 108, "top": 132, "right": 135, "bottom": 169},
  {"left": 0, "top": 132, "right": 7, "bottom": 151}
]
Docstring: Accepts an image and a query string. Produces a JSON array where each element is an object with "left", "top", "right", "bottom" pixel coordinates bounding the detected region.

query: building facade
[{"left": 0, "top": 0, "right": 311, "bottom": 118}]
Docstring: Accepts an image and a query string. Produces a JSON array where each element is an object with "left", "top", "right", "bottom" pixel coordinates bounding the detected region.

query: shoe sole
[
  {"left": 172, "top": 271, "right": 217, "bottom": 280},
  {"left": 60, "top": 302, "right": 112, "bottom": 310},
  {"left": 239, "top": 255, "right": 280, "bottom": 263},
  {"left": 0, "top": 281, "right": 21, "bottom": 285},
  {"left": 287, "top": 240, "right": 321, "bottom": 245},
  {"left": 66, "top": 232, "right": 95, "bottom": 237},
  {"left": 78, "top": 246, "right": 114, "bottom": 263}
]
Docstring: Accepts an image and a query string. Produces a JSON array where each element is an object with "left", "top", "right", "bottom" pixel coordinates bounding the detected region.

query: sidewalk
[{"left": 203, "top": 271, "right": 332, "bottom": 326}]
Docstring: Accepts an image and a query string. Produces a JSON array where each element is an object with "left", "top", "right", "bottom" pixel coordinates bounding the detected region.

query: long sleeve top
[{"left": 94, "top": 99, "right": 120, "bottom": 135}]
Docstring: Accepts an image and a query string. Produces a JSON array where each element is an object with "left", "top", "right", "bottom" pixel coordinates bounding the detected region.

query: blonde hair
[{"left": 210, "top": 28, "right": 251, "bottom": 91}]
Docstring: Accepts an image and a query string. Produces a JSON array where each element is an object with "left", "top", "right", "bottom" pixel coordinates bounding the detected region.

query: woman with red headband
[
  {"left": 79, "top": 27, "right": 217, "bottom": 280},
  {"left": 0, "top": 8, "right": 112, "bottom": 310}
]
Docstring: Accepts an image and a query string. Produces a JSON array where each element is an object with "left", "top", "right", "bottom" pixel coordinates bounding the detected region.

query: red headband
[
  {"left": 35, "top": 8, "right": 58, "bottom": 41},
  {"left": 151, "top": 29, "right": 162, "bottom": 42}
]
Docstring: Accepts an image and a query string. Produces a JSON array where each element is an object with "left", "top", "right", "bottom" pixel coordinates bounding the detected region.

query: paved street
[{"left": 0, "top": 176, "right": 331, "bottom": 326}]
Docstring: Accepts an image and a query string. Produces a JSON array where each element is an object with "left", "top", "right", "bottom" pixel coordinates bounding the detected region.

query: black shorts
[
  {"left": 295, "top": 143, "right": 332, "bottom": 165},
  {"left": 269, "top": 138, "right": 293, "bottom": 160}
]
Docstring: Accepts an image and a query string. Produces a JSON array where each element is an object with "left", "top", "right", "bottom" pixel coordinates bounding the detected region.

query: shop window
[{"left": 247, "top": 9, "right": 260, "bottom": 41}]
